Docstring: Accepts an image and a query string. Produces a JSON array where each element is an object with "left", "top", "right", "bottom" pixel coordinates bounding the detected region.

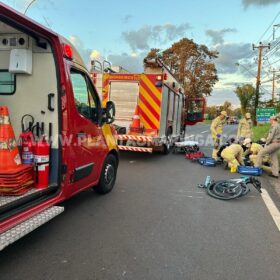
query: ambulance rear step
[{"left": 0, "top": 206, "right": 64, "bottom": 251}]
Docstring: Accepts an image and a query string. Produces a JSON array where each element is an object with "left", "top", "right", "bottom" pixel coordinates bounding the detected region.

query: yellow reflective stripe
[
  {"left": 139, "top": 101, "right": 160, "bottom": 128},
  {"left": 139, "top": 114, "right": 152, "bottom": 129},
  {"left": 141, "top": 75, "right": 161, "bottom": 102},
  {"left": 139, "top": 85, "right": 160, "bottom": 115}
]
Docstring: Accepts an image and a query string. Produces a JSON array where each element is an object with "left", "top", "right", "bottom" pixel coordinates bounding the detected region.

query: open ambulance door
[{"left": 184, "top": 98, "right": 206, "bottom": 126}]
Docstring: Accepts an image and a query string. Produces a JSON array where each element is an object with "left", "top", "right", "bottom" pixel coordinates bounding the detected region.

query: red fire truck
[
  {"left": 91, "top": 58, "right": 206, "bottom": 154},
  {"left": 0, "top": 3, "right": 118, "bottom": 250}
]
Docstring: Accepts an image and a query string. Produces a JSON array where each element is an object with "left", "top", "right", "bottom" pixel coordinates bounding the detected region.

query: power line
[
  {"left": 268, "top": 57, "right": 280, "bottom": 66},
  {"left": 259, "top": 10, "right": 280, "bottom": 42}
]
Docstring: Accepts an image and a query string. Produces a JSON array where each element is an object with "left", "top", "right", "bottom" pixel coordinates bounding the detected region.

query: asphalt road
[{"left": 1, "top": 124, "right": 280, "bottom": 280}]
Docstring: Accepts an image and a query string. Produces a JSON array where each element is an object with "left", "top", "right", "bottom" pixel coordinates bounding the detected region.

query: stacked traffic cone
[
  {"left": 0, "top": 106, "right": 34, "bottom": 196},
  {"left": 129, "top": 105, "right": 143, "bottom": 134}
]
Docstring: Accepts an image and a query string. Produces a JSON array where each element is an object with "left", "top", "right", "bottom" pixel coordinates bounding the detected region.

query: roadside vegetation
[{"left": 252, "top": 123, "right": 270, "bottom": 141}]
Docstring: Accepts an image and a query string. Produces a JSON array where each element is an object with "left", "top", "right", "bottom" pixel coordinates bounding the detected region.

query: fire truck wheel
[
  {"left": 94, "top": 154, "right": 117, "bottom": 194},
  {"left": 163, "top": 129, "right": 173, "bottom": 155}
]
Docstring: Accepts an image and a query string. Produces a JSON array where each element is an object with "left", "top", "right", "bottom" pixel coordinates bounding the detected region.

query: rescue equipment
[
  {"left": 173, "top": 140, "right": 199, "bottom": 154},
  {"left": 237, "top": 166, "right": 263, "bottom": 176},
  {"left": 185, "top": 151, "right": 204, "bottom": 160},
  {"left": 34, "top": 135, "right": 50, "bottom": 189},
  {"left": 19, "top": 131, "right": 34, "bottom": 164},
  {"left": 197, "top": 157, "right": 217, "bottom": 167}
]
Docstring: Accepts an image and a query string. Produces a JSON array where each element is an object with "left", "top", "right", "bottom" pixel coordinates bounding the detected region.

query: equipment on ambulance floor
[
  {"left": 198, "top": 176, "right": 262, "bottom": 200},
  {"left": 0, "top": 106, "right": 34, "bottom": 196},
  {"left": 173, "top": 140, "right": 199, "bottom": 154}
]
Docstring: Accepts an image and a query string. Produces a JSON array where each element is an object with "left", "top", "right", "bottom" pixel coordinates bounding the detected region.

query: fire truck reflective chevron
[{"left": 139, "top": 75, "right": 162, "bottom": 130}]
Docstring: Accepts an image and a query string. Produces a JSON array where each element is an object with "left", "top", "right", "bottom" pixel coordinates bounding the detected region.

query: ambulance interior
[{"left": 0, "top": 20, "right": 59, "bottom": 209}]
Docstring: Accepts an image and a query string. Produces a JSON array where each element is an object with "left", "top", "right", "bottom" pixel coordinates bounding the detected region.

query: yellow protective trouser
[
  {"left": 221, "top": 150, "right": 240, "bottom": 169},
  {"left": 212, "top": 136, "right": 220, "bottom": 159}
]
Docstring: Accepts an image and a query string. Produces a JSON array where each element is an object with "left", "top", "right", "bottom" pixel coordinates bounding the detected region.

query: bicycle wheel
[
  {"left": 240, "top": 182, "right": 250, "bottom": 196},
  {"left": 207, "top": 180, "right": 244, "bottom": 200}
]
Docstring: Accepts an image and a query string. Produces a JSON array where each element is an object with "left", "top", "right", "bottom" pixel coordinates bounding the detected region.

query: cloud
[
  {"left": 206, "top": 28, "right": 237, "bottom": 45},
  {"left": 68, "top": 35, "right": 94, "bottom": 67},
  {"left": 122, "top": 23, "right": 191, "bottom": 51},
  {"left": 242, "top": 0, "right": 280, "bottom": 8},
  {"left": 68, "top": 35, "right": 146, "bottom": 73},
  {"left": 107, "top": 52, "right": 146, "bottom": 73},
  {"left": 207, "top": 88, "right": 241, "bottom": 106},
  {"left": 215, "top": 42, "right": 253, "bottom": 74}
]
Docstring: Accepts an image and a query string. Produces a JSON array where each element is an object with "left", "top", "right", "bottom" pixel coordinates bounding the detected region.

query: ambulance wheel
[{"left": 94, "top": 154, "right": 117, "bottom": 194}]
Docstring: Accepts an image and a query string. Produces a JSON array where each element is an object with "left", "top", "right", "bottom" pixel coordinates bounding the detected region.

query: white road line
[
  {"left": 261, "top": 188, "right": 280, "bottom": 231},
  {"left": 201, "top": 130, "right": 208, "bottom": 134}
]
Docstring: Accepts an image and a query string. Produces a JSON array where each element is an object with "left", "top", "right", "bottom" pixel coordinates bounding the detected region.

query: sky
[{"left": 2, "top": 0, "right": 280, "bottom": 106}]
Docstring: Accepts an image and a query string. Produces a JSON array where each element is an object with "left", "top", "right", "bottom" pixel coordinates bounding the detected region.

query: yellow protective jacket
[
  {"left": 221, "top": 144, "right": 244, "bottom": 165},
  {"left": 237, "top": 118, "right": 253, "bottom": 138},
  {"left": 250, "top": 143, "right": 263, "bottom": 155},
  {"left": 211, "top": 116, "right": 226, "bottom": 139}
]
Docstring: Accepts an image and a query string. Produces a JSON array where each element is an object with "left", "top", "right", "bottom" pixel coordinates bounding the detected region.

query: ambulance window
[
  {"left": 0, "top": 70, "right": 16, "bottom": 95},
  {"left": 70, "top": 70, "right": 96, "bottom": 119}
]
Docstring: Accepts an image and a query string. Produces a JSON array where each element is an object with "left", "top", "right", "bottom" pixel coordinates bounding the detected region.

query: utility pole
[
  {"left": 270, "top": 69, "right": 280, "bottom": 103},
  {"left": 273, "top": 24, "right": 280, "bottom": 40},
  {"left": 252, "top": 42, "right": 270, "bottom": 124}
]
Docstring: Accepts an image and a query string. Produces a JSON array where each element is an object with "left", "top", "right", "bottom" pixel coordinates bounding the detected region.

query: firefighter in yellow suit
[
  {"left": 210, "top": 111, "right": 227, "bottom": 159},
  {"left": 237, "top": 112, "right": 253, "bottom": 139},
  {"left": 243, "top": 138, "right": 263, "bottom": 165},
  {"left": 221, "top": 143, "right": 244, "bottom": 169}
]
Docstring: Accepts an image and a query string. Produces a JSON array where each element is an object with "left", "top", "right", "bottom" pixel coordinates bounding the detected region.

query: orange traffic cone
[
  {"left": 0, "top": 106, "right": 22, "bottom": 171},
  {"left": 0, "top": 106, "right": 34, "bottom": 195},
  {"left": 129, "top": 105, "right": 142, "bottom": 134}
]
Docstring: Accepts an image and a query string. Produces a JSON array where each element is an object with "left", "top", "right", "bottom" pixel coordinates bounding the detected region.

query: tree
[
  {"left": 205, "top": 106, "right": 219, "bottom": 120},
  {"left": 222, "top": 101, "right": 232, "bottom": 116},
  {"left": 144, "top": 38, "right": 219, "bottom": 97},
  {"left": 234, "top": 84, "right": 255, "bottom": 117}
]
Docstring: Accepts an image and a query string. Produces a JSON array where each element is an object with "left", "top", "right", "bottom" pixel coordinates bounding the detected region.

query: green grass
[
  {"left": 252, "top": 124, "right": 270, "bottom": 142},
  {"left": 201, "top": 119, "right": 212, "bottom": 125}
]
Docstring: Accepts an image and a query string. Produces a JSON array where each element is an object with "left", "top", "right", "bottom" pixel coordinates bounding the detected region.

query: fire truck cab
[{"left": 0, "top": 3, "right": 118, "bottom": 250}]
